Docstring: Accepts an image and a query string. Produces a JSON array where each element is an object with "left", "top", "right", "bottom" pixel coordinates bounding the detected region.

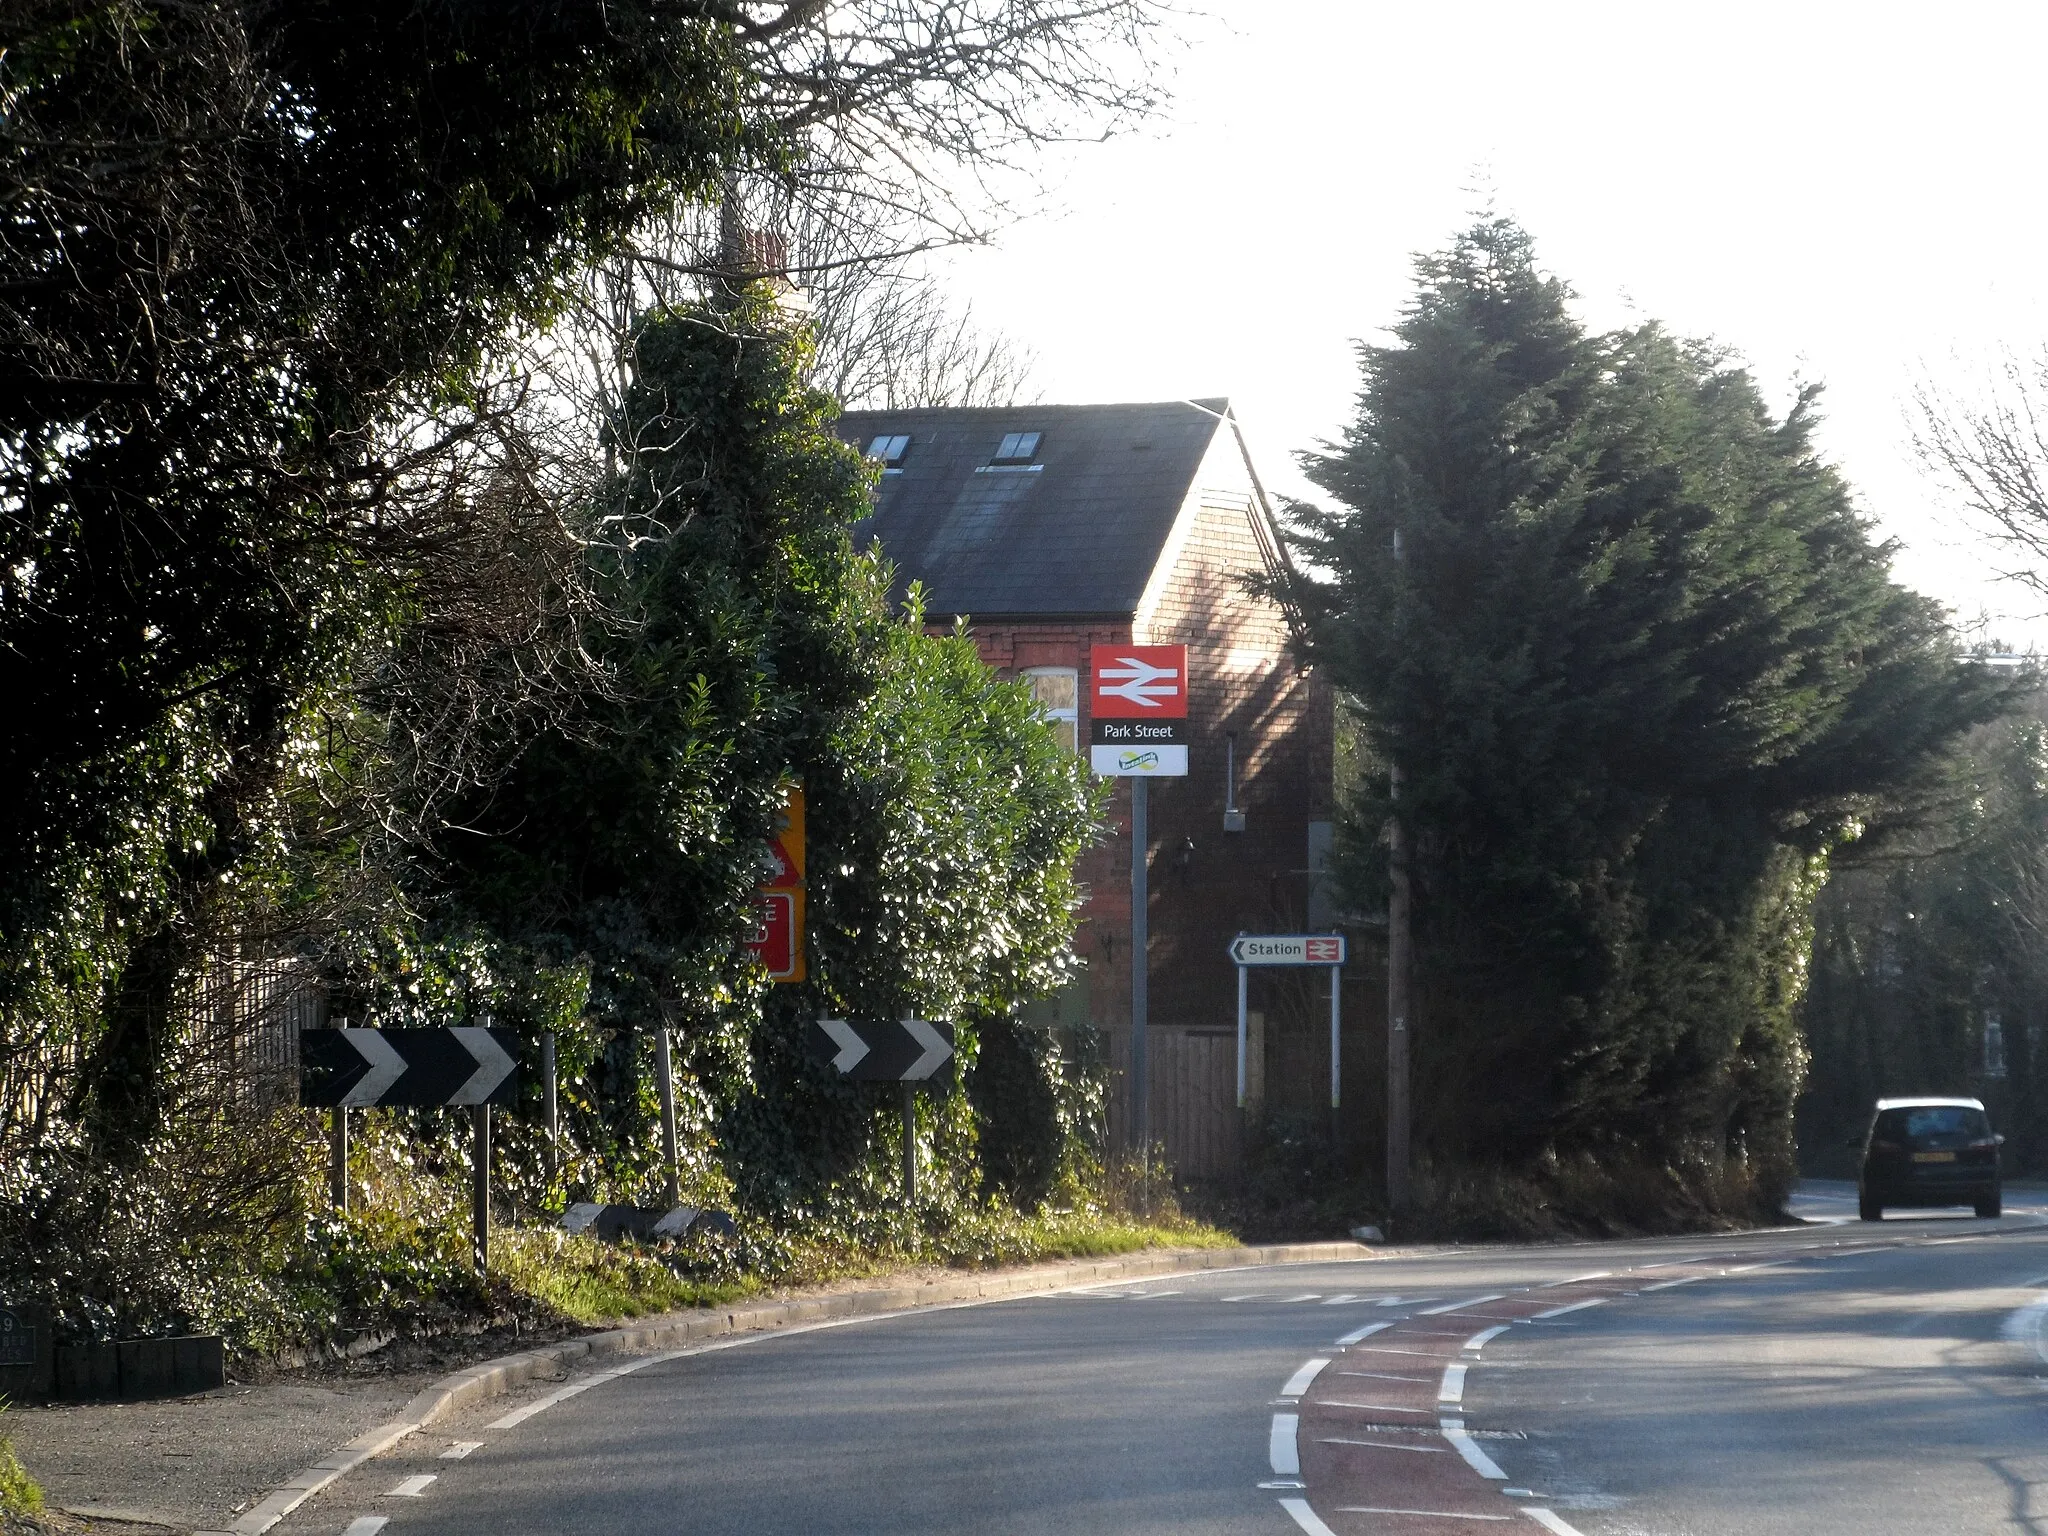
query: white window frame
[{"left": 1022, "top": 666, "right": 1079, "bottom": 753}]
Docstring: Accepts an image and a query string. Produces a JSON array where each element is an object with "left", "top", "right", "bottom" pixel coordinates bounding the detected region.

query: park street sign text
[{"left": 1229, "top": 933, "right": 1348, "bottom": 967}]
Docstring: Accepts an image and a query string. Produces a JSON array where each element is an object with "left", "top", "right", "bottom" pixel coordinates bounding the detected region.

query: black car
[{"left": 1855, "top": 1096, "right": 2003, "bottom": 1220}]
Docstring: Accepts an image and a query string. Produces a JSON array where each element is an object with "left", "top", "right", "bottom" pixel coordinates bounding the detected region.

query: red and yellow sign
[{"left": 746, "top": 784, "right": 805, "bottom": 983}]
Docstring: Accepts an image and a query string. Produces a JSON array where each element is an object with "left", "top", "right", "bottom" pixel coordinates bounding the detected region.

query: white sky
[{"left": 936, "top": 0, "right": 2048, "bottom": 645}]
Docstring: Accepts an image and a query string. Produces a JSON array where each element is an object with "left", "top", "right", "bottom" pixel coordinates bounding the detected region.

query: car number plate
[{"left": 1912, "top": 1150, "right": 1957, "bottom": 1163}]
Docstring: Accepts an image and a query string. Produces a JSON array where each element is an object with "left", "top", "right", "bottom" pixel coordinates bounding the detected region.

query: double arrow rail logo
[
  {"left": 300, "top": 1027, "right": 519, "bottom": 1108},
  {"left": 1095, "top": 654, "right": 1181, "bottom": 709},
  {"left": 808, "top": 1015, "right": 954, "bottom": 1082}
]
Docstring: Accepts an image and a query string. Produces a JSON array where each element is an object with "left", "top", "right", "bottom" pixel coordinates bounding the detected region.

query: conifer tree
[{"left": 1292, "top": 220, "right": 2012, "bottom": 1211}]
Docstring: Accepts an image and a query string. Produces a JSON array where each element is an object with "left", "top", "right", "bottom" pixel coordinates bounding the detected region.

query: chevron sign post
[
  {"left": 808, "top": 1015, "right": 954, "bottom": 1206},
  {"left": 300, "top": 1027, "right": 518, "bottom": 1271}
]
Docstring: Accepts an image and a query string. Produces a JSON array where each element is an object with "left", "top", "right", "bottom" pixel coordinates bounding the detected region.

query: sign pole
[
  {"left": 1329, "top": 960, "right": 1342, "bottom": 1145},
  {"left": 329, "top": 1107, "right": 349, "bottom": 1212},
  {"left": 655, "top": 1025, "right": 681, "bottom": 1208},
  {"left": 1235, "top": 957, "right": 1248, "bottom": 1110},
  {"left": 1131, "top": 775, "right": 1150, "bottom": 1166},
  {"left": 901, "top": 1081, "right": 918, "bottom": 1207},
  {"left": 472, "top": 1102, "right": 491, "bottom": 1272},
  {"left": 541, "top": 1029, "right": 558, "bottom": 1185}
]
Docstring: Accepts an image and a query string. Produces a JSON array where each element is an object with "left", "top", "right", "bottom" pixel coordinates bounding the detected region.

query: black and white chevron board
[
  {"left": 806, "top": 1016, "right": 954, "bottom": 1083},
  {"left": 298, "top": 1027, "right": 519, "bottom": 1108}
]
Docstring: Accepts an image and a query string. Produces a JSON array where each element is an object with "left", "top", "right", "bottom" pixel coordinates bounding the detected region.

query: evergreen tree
[{"left": 1293, "top": 220, "right": 2013, "bottom": 1212}]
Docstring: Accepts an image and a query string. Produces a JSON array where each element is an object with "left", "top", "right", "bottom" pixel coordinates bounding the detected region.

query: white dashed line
[
  {"left": 1336, "top": 1321, "right": 1392, "bottom": 1346},
  {"left": 1336, "top": 1369, "right": 1429, "bottom": 1382},
  {"left": 1532, "top": 1297, "right": 1607, "bottom": 1320},
  {"left": 1320, "top": 1293, "right": 1363, "bottom": 1305},
  {"left": 1464, "top": 1325, "right": 1511, "bottom": 1351},
  {"left": 1641, "top": 1275, "right": 1703, "bottom": 1291},
  {"left": 438, "top": 1442, "right": 482, "bottom": 1460},
  {"left": 1421, "top": 1294, "right": 1508, "bottom": 1315},
  {"left": 1279, "top": 1497, "right": 1343, "bottom": 1535},
  {"left": 1439, "top": 1361, "right": 1468, "bottom": 1404},
  {"left": 1523, "top": 1508, "right": 1590, "bottom": 1534},
  {"left": 1442, "top": 1420, "right": 1508, "bottom": 1479},
  {"left": 1333, "top": 1506, "right": 1511, "bottom": 1521},
  {"left": 1270, "top": 1413, "right": 1301, "bottom": 1474},
  {"left": 1318, "top": 1436, "right": 1450, "bottom": 1453},
  {"left": 385, "top": 1475, "right": 436, "bottom": 1498},
  {"left": 1319, "top": 1400, "right": 1437, "bottom": 1415},
  {"left": 1542, "top": 1271, "right": 1611, "bottom": 1288},
  {"left": 1279, "top": 1293, "right": 1323, "bottom": 1304},
  {"left": 1281, "top": 1358, "right": 1332, "bottom": 1397}
]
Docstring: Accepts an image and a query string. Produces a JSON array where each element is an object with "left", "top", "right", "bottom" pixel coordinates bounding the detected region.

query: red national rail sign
[
  {"left": 746, "top": 785, "right": 806, "bottom": 983},
  {"left": 1088, "top": 644, "right": 1188, "bottom": 718}
]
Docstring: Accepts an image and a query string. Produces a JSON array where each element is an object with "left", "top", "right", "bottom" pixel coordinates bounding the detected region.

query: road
[{"left": 278, "top": 1186, "right": 2048, "bottom": 1536}]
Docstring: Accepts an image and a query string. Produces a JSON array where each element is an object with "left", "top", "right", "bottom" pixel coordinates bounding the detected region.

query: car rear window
[{"left": 1874, "top": 1106, "right": 1991, "bottom": 1145}]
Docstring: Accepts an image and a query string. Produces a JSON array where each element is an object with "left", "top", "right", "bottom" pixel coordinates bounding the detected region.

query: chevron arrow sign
[
  {"left": 805, "top": 1016, "right": 954, "bottom": 1083},
  {"left": 299, "top": 1028, "right": 519, "bottom": 1108}
]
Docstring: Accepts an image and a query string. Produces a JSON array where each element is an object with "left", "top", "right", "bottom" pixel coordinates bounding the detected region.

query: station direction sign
[
  {"left": 1229, "top": 933, "right": 1348, "bottom": 967},
  {"left": 1088, "top": 644, "right": 1189, "bottom": 777},
  {"left": 746, "top": 784, "right": 805, "bottom": 983}
]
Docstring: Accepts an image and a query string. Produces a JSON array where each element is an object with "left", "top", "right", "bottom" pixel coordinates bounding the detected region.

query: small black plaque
[{"left": 0, "top": 1307, "right": 35, "bottom": 1367}]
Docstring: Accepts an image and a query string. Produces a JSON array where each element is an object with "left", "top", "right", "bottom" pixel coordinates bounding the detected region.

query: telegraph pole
[{"left": 1387, "top": 525, "right": 1412, "bottom": 1209}]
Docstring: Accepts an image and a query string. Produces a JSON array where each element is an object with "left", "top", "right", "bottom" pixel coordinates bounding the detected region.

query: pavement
[{"left": 17, "top": 1183, "right": 2048, "bottom": 1534}]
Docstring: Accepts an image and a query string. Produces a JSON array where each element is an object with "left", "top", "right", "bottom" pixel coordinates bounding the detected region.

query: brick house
[{"left": 835, "top": 400, "right": 1339, "bottom": 1175}]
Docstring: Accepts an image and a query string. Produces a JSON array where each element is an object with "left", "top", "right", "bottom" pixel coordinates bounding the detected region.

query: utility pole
[
  {"left": 1387, "top": 524, "right": 1412, "bottom": 1209},
  {"left": 1387, "top": 762, "right": 1412, "bottom": 1207}
]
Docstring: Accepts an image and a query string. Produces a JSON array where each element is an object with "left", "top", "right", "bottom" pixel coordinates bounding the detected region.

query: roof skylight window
[
  {"left": 991, "top": 431, "right": 1041, "bottom": 463},
  {"left": 866, "top": 433, "right": 911, "bottom": 465}
]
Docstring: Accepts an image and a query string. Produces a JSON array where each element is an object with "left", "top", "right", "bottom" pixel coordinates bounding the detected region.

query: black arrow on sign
[
  {"left": 300, "top": 1028, "right": 519, "bottom": 1108},
  {"left": 806, "top": 1016, "right": 954, "bottom": 1083}
]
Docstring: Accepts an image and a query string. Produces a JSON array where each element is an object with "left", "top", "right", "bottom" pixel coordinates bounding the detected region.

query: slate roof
[{"left": 834, "top": 400, "right": 1233, "bottom": 620}]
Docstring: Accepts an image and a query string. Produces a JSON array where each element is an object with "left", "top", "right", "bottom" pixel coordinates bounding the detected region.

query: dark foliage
[{"left": 1287, "top": 220, "right": 2014, "bottom": 1206}]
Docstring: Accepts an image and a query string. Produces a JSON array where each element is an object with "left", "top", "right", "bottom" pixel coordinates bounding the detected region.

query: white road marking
[
  {"left": 1281, "top": 1358, "right": 1332, "bottom": 1397},
  {"left": 1347, "top": 1345, "right": 1454, "bottom": 1357},
  {"left": 1337, "top": 1321, "right": 1392, "bottom": 1345},
  {"left": 385, "top": 1475, "right": 436, "bottom": 1498},
  {"left": 1131, "top": 1289, "right": 1182, "bottom": 1300},
  {"left": 342, "top": 1521, "right": 388, "bottom": 1536},
  {"left": 438, "top": 1443, "right": 482, "bottom": 1460},
  {"left": 1318, "top": 1436, "right": 1450, "bottom": 1453},
  {"left": 1542, "top": 1271, "right": 1611, "bottom": 1288},
  {"left": 1333, "top": 1507, "right": 1511, "bottom": 1521},
  {"left": 1524, "top": 1509, "right": 1590, "bottom": 1534},
  {"left": 1443, "top": 1420, "right": 1508, "bottom": 1479},
  {"left": 1320, "top": 1293, "right": 1363, "bottom": 1305},
  {"left": 1379, "top": 1296, "right": 1444, "bottom": 1307},
  {"left": 1727, "top": 1260, "right": 1789, "bottom": 1273},
  {"left": 1439, "top": 1361, "right": 1468, "bottom": 1404},
  {"left": 1422, "top": 1294, "right": 1507, "bottom": 1315},
  {"left": 1319, "top": 1400, "right": 1437, "bottom": 1414},
  {"left": 1279, "top": 1498, "right": 1343, "bottom": 1536},
  {"left": 1279, "top": 1293, "right": 1322, "bottom": 1304},
  {"left": 1223, "top": 1293, "right": 1271, "bottom": 1303},
  {"left": 1270, "top": 1413, "right": 1301, "bottom": 1474},
  {"left": 1337, "top": 1369, "right": 1430, "bottom": 1382},
  {"left": 1532, "top": 1298, "right": 1607, "bottom": 1321},
  {"left": 1465, "top": 1325, "right": 1511, "bottom": 1351},
  {"left": 2001, "top": 1293, "right": 2048, "bottom": 1364},
  {"left": 1641, "top": 1275, "right": 1703, "bottom": 1291}
]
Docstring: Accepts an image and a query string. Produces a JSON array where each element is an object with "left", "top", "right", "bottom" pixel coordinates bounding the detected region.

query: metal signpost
[
  {"left": 807, "top": 1015, "right": 956, "bottom": 1204},
  {"left": 1088, "top": 644, "right": 1189, "bottom": 1160},
  {"left": 1227, "top": 934, "right": 1348, "bottom": 1136},
  {"left": 300, "top": 1026, "right": 519, "bottom": 1270}
]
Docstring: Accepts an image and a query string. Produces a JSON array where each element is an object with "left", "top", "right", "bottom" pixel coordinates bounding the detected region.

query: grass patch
[
  {"left": 494, "top": 1228, "right": 754, "bottom": 1324},
  {"left": 0, "top": 1427, "right": 44, "bottom": 1518}
]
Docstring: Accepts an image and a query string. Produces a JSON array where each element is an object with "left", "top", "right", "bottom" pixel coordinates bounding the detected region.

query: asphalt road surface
[{"left": 280, "top": 1188, "right": 2048, "bottom": 1536}]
